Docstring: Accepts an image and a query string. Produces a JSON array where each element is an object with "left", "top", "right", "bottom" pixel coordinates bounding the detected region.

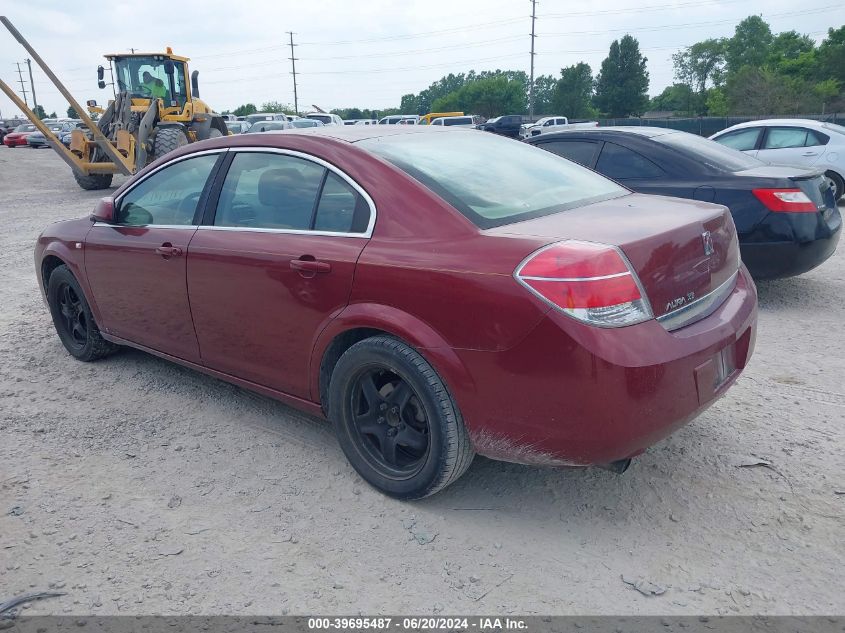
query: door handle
[
  {"left": 802, "top": 151, "right": 819, "bottom": 156},
  {"left": 290, "top": 258, "right": 331, "bottom": 274},
  {"left": 155, "top": 244, "right": 183, "bottom": 258}
]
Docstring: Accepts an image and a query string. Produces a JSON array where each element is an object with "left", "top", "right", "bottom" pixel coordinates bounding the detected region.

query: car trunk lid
[{"left": 489, "top": 192, "right": 740, "bottom": 322}]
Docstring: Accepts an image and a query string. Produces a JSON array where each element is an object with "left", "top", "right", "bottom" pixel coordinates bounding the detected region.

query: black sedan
[{"left": 529, "top": 127, "right": 842, "bottom": 279}]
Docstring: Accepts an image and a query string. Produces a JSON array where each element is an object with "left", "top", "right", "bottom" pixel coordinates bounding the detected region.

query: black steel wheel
[
  {"left": 46, "top": 265, "right": 118, "bottom": 361},
  {"left": 329, "top": 336, "right": 474, "bottom": 499},
  {"left": 350, "top": 366, "right": 431, "bottom": 476}
]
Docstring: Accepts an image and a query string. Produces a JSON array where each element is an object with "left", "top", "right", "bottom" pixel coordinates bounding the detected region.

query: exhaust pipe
[{"left": 597, "top": 458, "right": 632, "bottom": 474}]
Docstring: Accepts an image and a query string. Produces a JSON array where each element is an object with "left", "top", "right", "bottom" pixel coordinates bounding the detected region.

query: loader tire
[
  {"left": 73, "top": 172, "right": 113, "bottom": 191},
  {"left": 152, "top": 127, "right": 189, "bottom": 161}
]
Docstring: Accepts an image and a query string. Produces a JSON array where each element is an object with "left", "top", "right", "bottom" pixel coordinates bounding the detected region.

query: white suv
[{"left": 304, "top": 112, "right": 344, "bottom": 126}]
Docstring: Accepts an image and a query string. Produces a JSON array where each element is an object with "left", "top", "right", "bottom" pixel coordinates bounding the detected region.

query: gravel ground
[{"left": 1, "top": 148, "right": 843, "bottom": 616}]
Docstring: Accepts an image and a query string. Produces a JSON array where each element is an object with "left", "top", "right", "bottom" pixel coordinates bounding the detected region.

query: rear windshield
[
  {"left": 359, "top": 131, "right": 627, "bottom": 229},
  {"left": 16, "top": 124, "right": 36, "bottom": 132},
  {"left": 654, "top": 130, "right": 762, "bottom": 172},
  {"left": 822, "top": 122, "right": 845, "bottom": 136},
  {"left": 443, "top": 117, "right": 471, "bottom": 126}
]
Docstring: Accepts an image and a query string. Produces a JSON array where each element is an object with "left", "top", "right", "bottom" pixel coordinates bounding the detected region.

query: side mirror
[
  {"left": 98, "top": 80, "right": 106, "bottom": 89},
  {"left": 90, "top": 197, "right": 115, "bottom": 223},
  {"left": 164, "top": 61, "right": 174, "bottom": 75},
  {"left": 97, "top": 65, "right": 104, "bottom": 81},
  {"left": 86, "top": 99, "right": 98, "bottom": 108}
]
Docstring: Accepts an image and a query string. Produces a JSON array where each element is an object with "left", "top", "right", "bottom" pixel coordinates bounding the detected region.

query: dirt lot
[{"left": 1, "top": 148, "right": 843, "bottom": 616}]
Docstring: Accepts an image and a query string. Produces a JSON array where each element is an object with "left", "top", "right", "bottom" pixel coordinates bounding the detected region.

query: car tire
[
  {"left": 47, "top": 265, "right": 119, "bottom": 362},
  {"left": 73, "top": 172, "right": 113, "bottom": 190},
  {"left": 825, "top": 170, "right": 844, "bottom": 201},
  {"left": 328, "top": 335, "right": 474, "bottom": 499},
  {"left": 152, "top": 126, "right": 188, "bottom": 161}
]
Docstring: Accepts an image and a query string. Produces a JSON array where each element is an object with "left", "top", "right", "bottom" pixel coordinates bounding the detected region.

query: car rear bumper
[
  {"left": 3, "top": 137, "right": 27, "bottom": 146},
  {"left": 453, "top": 265, "right": 757, "bottom": 467},
  {"left": 740, "top": 207, "right": 841, "bottom": 279}
]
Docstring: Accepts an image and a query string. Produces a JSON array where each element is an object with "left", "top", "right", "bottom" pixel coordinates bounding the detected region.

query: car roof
[
  {"left": 537, "top": 126, "right": 676, "bottom": 139},
  {"left": 719, "top": 119, "right": 825, "bottom": 131}
]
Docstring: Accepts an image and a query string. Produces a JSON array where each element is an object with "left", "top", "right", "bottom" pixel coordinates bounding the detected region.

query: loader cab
[{"left": 107, "top": 53, "right": 190, "bottom": 115}]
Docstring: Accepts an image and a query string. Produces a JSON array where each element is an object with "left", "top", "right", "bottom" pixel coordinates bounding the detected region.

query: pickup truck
[
  {"left": 519, "top": 116, "right": 598, "bottom": 140},
  {"left": 477, "top": 115, "right": 523, "bottom": 138}
]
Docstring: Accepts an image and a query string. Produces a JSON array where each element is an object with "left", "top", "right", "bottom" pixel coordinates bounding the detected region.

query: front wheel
[
  {"left": 329, "top": 336, "right": 474, "bottom": 499},
  {"left": 73, "top": 172, "right": 113, "bottom": 190},
  {"left": 47, "top": 265, "right": 119, "bottom": 361},
  {"left": 152, "top": 126, "right": 189, "bottom": 162}
]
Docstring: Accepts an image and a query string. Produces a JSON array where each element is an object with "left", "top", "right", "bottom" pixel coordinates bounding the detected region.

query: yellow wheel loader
[{"left": 0, "top": 16, "right": 228, "bottom": 191}]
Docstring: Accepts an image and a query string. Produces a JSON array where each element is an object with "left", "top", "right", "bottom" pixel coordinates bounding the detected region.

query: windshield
[
  {"left": 306, "top": 114, "right": 332, "bottom": 124},
  {"left": 16, "top": 124, "right": 36, "bottom": 132},
  {"left": 246, "top": 114, "right": 280, "bottom": 124},
  {"left": 113, "top": 55, "right": 187, "bottom": 107},
  {"left": 360, "top": 131, "right": 627, "bottom": 229},
  {"left": 653, "top": 130, "right": 763, "bottom": 172},
  {"left": 443, "top": 117, "right": 470, "bottom": 126},
  {"left": 291, "top": 120, "right": 322, "bottom": 128}
]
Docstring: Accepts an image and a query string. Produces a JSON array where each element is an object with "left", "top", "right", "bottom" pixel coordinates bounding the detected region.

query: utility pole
[
  {"left": 528, "top": 0, "right": 537, "bottom": 120},
  {"left": 15, "top": 62, "right": 28, "bottom": 106},
  {"left": 287, "top": 32, "right": 299, "bottom": 115},
  {"left": 25, "top": 58, "right": 37, "bottom": 113}
]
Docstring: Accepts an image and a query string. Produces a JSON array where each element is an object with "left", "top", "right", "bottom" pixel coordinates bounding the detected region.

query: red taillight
[
  {"left": 515, "top": 241, "right": 653, "bottom": 327},
  {"left": 752, "top": 188, "right": 817, "bottom": 213}
]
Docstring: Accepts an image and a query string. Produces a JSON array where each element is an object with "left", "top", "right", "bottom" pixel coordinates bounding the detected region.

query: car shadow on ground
[{"left": 114, "top": 347, "right": 717, "bottom": 519}]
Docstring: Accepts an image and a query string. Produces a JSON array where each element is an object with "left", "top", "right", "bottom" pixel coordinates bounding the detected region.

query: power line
[{"left": 540, "top": 0, "right": 751, "bottom": 18}]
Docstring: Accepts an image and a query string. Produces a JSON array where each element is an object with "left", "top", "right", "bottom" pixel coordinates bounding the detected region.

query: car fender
[
  {"left": 309, "top": 302, "right": 477, "bottom": 406},
  {"left": 37, "top": 225, "right": 103, "bottom": 326}
]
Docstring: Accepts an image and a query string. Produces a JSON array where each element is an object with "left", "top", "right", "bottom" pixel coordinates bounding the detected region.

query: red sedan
[
  {"left": 35, "top": 127, "right": 757, "bottom": 499},
  {"left": 3, "top": 122, "right": 37, "bottom": 147}
]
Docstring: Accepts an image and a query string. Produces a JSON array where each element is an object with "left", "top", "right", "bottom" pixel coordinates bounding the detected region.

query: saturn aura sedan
[{"left": 36, "top": 127, "right": 757, "bottom": 499}]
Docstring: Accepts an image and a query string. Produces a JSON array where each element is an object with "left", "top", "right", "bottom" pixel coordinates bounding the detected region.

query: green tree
[
  {"left": 32, "top": 104, "right": 47, "bottom": 119},
  {"left": 261, "top": 101, "right": 294, "bottom": 114},
  {"left": 431, "top": 75, "right": 526, "bottom": 118},
  {"left": 552, "top": 63, "right": 594, "bottom": 118},
  {"left": 769, "top": 31, "right": 815, "bottom": 63},
  {"left": 817, "top": 26, "right": 845, "bottom": 85},
  {"left": 594, "top": 35, "right": 649, "bottom": 117},
  {"left": 67, "top": 106, "right": 79, "bottom": 119},
  {"left": 726, "top": 16, "right": 773, "bottom": 73},
  {"left": 649, "top": 83, "right": 695, "bottom": 113},
  {"left": 531, "top": 74, "right": 558, "bottom": 115},
  {"left": 233, "top": 103, "right": 257, "bottom": 116},
  {"left": 672, "top": 38, "right": 725, "bottom": 113},
  {"left": 705, "top": 88, "right": 729, "bottom": 116}
]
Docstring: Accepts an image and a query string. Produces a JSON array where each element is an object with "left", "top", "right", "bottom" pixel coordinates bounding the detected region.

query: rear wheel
[
  {"left": 46, "top": 265, "right": 119, "bottom": 362},
  {"left": 152, "top": 126, "right": 188, "bottom": 161},
  {"left": 329, "top": 336, "right": 474, "bottom": 499},
  {"left": 825, "top": 170, "right": 844, "bottom": 202},
  {"left": 73, "top": 172, "right": 113, "bottom": 191}
]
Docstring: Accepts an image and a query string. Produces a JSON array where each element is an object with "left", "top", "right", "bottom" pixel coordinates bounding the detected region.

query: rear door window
[
  {"left": 596, "top": 142, "right": 664, "bottom": 179},
  {"left": 214, "top": 153, "right": 325, "bottom": 230},
  {"left": 313, "top": 172, "right": 371, "bottom": 233},
  {"left": 538, "top": 140, "right": 601, "bottom": 167},
  {"left": 763, "top": 127, "right": 812, "bottom": 149},
  {"left": 715, "top": 127, "right": 762, "bottom": 151}
]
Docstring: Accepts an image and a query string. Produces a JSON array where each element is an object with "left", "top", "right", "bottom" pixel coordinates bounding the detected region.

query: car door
[
  {"left": 756, "top": 126, "right": 830, "bottom": 167},
  {"left": 187, "top": 149, "right": 373, "bottom": 399},
  {"left": 712, "top": 127, "right": 763, "bottom": 157},
  {"left": 84, "top": 151, "right": 223, "bottom": 362}
]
